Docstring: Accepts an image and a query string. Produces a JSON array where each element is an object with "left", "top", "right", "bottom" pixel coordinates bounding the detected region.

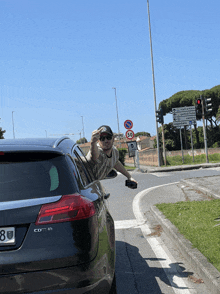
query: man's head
[{"left": 98, "top": 125, "right": 114, "bottom": 152}]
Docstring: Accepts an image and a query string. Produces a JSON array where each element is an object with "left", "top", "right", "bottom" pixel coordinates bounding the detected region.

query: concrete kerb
[
  {"left": 151, "top": 205, "right": 220, "bottom": 294},
  {"left": 130, "top": 162, "right": 220, "bottom": 174},
  {"left": 182, "top": 179, "right": 220, "bottom": 199},
  {"left": 144, "top": 163, "right": 220, "bottom": 292}
]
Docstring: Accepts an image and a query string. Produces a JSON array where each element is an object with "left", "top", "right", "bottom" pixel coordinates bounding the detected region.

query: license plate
[{"left": 0, "top": 227, "right": 15, "bottom": 246}]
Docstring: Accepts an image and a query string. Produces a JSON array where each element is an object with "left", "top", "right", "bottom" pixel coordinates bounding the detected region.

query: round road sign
[
  {"left": 124, "top": 120, "right": 133, "bottom": 130},
  {"left": 126, "top": 130, "right": 134, "bottom": 140}
]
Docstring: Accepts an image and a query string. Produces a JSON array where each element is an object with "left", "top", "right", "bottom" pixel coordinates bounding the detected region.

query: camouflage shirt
[{"left": 86, "top": 145, "right": 119, "bottom": 180}]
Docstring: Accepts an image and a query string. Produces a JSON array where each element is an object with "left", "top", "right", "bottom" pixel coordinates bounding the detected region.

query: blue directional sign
[{"left": 124, "top": 120, "right": 133, "bottom": 130}]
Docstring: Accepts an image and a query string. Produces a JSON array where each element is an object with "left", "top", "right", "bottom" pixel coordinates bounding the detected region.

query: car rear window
[{"left": 0, "top": 152, "right": 77, "bottom": 201}]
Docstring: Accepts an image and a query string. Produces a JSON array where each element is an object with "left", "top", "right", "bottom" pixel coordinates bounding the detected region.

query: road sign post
[
  {"left": 126, "top": 130, "right": 134, "bottom": 140},
  {"left": 200, "top": 96, "right": 209, "bottom": 163},
  {"left": 179, "top": 128, "right": 184, "bottom": 164},
  {"left": 124, "top": 120, "right": 133, "bottom": 130},
  {"left": 126, "top": 141, "right": 137, "bottom": 157},
  {"left": 172, "top": 107, "right": 197, "bottom": 164},
  {"left": 172, "top": 106, "right": 196, "bottom": 127}
]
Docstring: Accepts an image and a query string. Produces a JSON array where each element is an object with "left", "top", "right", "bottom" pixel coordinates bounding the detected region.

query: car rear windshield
[{"left": 0, "top": 152, "right": 77, "bottom": 202}]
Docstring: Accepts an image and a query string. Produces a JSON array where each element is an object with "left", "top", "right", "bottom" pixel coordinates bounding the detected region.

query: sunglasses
[{"left": 100, "top": 135, "right": 113, "bottom": 141}]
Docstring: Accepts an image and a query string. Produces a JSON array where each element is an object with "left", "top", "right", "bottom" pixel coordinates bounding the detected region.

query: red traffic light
[{"left": 197, "top": 98, "right": 202, "bottom": 105}]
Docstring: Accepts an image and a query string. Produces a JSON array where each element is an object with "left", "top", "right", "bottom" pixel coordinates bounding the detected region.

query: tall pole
[
  {"left": 81, "top": 116, "right": 85, "bottom": 144},
  {"left": 180, "top": 128, "right": 184, "bottom": 164},
  {"left": 201, "top": 95, "right": 209, "bottom": 163},
  {"left": 190, "top": 124, "right": 194, "bottom": 163},
  {"left": 161, "top": 123, "right": 166, "bottom": 166},
  {"left": 12, "top": 111, "right": 15, "bottom": 139},
  {"left": 147, "top": 0, "right": 161, "bottom": 166},
  {"left": 112, "top": 87, "right": 121, "bottom": 148}
]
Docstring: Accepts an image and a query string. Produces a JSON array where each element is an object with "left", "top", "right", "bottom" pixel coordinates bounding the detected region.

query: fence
[{"left": 125, "top": 148, "right": 220, "bottom": 167}]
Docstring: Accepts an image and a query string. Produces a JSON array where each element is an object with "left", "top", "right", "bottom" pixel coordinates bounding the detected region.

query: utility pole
[{"left": 147, "top": 0, "right": 161, "bottom": 166}]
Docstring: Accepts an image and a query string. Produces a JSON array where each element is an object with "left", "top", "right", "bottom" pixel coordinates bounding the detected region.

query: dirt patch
[
  {"left": 188, "top": 275, "right": 204, "bottom": 284},
  {"left": 148, "top": 224, "right": 163, "bottom": 237}
]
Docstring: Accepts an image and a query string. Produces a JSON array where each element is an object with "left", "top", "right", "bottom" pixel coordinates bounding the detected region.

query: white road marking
[
  {"left": 132, "top": 182, "right": 195, "bottom": 294},
  {"left": 114, "top": 219, "right": 139, "bottom": 230},
  {"left": 151, "top": 172, "right": 172, "bottom": 177}
]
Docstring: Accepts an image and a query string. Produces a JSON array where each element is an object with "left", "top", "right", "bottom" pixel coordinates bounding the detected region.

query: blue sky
[{"left": 0, "top": 0, "right": 219, "bottom": 141}]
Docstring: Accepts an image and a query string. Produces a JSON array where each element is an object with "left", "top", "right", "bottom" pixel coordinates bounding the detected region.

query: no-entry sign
[
  {"left": 126, "top": 130, "right": 134, "bottom": 140},
  {"left": 124, "top": 120, "right": 133, "bottom": 130}
]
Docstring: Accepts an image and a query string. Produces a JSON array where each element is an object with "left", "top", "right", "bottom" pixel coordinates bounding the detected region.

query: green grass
[
  {"left": 124, "top": 165, "right": 136, "bottom": 170},
  {"left": 156, "top": 200, "right": 220, "bottom": 272},
  {"left": 165, "top": 153, "right": 220, "bottom": 166}
]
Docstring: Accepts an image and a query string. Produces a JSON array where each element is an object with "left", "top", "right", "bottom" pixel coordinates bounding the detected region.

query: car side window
[
  {"left": 66, "top": 155, "right": 80, "bottom": 188},
  {"left": 72, "top": 147, "right": 94, "bottom": 187}
]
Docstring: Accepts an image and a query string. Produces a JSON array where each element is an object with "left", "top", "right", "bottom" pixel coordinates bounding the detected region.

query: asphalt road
[{"left": 101, "top": 167, "right": 220, "bottom": 294}]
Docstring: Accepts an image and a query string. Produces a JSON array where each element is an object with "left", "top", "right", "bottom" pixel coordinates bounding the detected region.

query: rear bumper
[
  {"left": 28, "top": 278, "right": 111, "bottom": 294},
  {"left": 0, "top": 254, "right": 114, "bottom": 294}
]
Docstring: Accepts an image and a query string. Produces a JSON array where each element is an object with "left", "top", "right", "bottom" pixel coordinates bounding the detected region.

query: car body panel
[{"left": 0, "top": 137, "right": 115, "bottom": 293}]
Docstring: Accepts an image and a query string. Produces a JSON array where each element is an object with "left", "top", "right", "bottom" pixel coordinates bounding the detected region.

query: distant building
[
  {"left": 114, "top": 135, "right": 155, "bottom": 150},
  {"left": 136, "top": 136, "right": 155, "bottom": 150},
  {"left": 79, "top": 135, "right": 156, "bottom": 155}
]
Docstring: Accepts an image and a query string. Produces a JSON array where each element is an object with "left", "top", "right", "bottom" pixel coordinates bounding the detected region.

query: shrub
[{"left": 118, "top": 148, "right": 127, "bottom": 166}]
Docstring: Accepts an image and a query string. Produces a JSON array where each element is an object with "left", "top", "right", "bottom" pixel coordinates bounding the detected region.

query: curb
[
  {"left": 127, "top": 162, "right": 220, "bottom": 174},
  {"left": 151, "top": 205, "right": 220, "bottom": 294},
  {"left": 182, "top": 179, "right": 220, "bottom": 199}
]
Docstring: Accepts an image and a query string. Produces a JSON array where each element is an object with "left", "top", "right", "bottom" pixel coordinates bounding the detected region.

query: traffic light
[
  {"left": 204, "top": 97, "right": 212, "bottom": 115},
  {"left": 156, "top": 108, "right": 164, "bottom": 124},
  {"left": 196, "top": 98, "right": 202, "bottom": 105},
  {"left": 196, "top": 97, "right": 202, "bottom": 115}
]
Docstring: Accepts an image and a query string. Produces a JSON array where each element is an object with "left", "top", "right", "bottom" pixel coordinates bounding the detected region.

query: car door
[{"left": 70, "top": 145, "right": 115, "bottom": 259}]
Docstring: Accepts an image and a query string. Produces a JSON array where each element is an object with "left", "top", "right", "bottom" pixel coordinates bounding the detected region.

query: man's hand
[
  {"left": 89, "top": 128, "right": 104, "bottom": 161},
  {"left": 114, "top": 161, "right": 138, "bottom": 189},
  {"left": 91, "top": 128, "right": 103, "bottom": 144},
  {"left": 128, "top": 177, "right": 138, "bottom": 184},
  {"left": 126, "top": 177, "right": 138, "bottom": 189}
]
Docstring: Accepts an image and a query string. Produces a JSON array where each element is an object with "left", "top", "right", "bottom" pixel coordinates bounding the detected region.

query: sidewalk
[{"left": 140, "top": 165, "right": 220, "bottom": 294}]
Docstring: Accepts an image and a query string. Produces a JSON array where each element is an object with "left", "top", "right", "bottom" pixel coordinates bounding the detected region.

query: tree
[
  {"left": 0, "top": 127, "right": 6, "bottom": 139},
  {"left": 76, "top": 137, "right": 87, "bottom": 144},
  {"left": 159, "top": 85, "right": 220, "bottom": 126},
  {"left": 135, "top": 132, "right": 151, "bottom": 137},
  {"left": 153, "top": 123, "right": 189, "bottom": 151},
  {"left": 158, "top": 85, "right": 220, "bottom": 149}
]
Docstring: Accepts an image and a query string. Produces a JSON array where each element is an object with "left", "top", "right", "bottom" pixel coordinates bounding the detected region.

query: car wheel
[{"left": 109, "top": 274, "right": 117, "bottom": 294}]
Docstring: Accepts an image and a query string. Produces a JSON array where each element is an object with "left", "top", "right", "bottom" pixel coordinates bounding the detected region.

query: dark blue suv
[{"left": 0, "top": 137, "right": 116, "bottom": 294}]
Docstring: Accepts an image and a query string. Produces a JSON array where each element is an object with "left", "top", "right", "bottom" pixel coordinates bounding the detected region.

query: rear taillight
[{"left": 35, "top": 194, "right": 96, "bottom": 225}]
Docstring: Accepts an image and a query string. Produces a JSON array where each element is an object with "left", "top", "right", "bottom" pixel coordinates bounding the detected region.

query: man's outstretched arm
[{"left": 114, "top": 161, "right": 137, "bottom": 183}]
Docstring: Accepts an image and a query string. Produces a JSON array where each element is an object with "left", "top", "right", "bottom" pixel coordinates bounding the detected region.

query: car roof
[{"left": 0, "top": 137, "right": 76, "bottom": 153}]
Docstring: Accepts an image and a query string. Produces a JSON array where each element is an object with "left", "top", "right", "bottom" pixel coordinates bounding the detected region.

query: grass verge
[
  {"left": 124, "top": 165, "right": 136, "bottom": 170},
  {"left": 156, "top": 200, "right": 220, "bottom": 272},
  {"left": 165, "top": 153, "right": 220, "bottom": 166}
]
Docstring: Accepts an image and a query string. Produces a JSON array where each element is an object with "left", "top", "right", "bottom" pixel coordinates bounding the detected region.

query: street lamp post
[
  {"left": 112, "top": 87, "right": 121, "bottom": 148},
  {"left": 12, "top": 111, "right": 15, "bottom": 139},
  {"left": 147, "top": 0, "right": 161, "bottom": 166},
  {"left": 81, "top": 116, "right": 85, "bottom": 144}
]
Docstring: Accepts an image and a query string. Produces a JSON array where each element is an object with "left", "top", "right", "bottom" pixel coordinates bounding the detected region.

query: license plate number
[{"left": 0, "top": 227, "right": 15, "bottom": 245}]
